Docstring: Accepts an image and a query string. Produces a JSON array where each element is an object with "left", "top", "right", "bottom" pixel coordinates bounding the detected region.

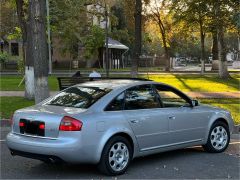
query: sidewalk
[
  {"left": 0, "top": 91, "right": 58, "bottom": 97},
  {"left": 0, "top": 91, "right": 239, "bottom": 98}
]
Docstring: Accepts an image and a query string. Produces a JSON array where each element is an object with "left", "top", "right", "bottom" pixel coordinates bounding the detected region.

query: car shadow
[{"left": 31, "top": 147, "right": 206, "bottom": 178}]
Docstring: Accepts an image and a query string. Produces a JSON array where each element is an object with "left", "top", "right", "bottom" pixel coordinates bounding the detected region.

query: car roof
[{"left": 77, "top": 79, "right": 153, "bottom": 90}]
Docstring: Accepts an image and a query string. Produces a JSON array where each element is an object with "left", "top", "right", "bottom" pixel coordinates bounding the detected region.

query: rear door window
[
  {"left": 46, "top": 86, "right": 111, "bottom": 108},
  {"left": 105, "top": 92, "right": 125, "bottom": 111}
]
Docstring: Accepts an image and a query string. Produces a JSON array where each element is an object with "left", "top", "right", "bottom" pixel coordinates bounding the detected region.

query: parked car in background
[
  {"left": 186, "top": 57, "right": 199, "bottom": 63},
  {"left": 7, "top": 79, "right": 234, "bottom": 175},
  {"left": 175, "top": 57, "right": 187, "bottom": 66}
]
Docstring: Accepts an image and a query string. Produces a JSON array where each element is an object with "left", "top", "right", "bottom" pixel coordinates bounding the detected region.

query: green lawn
[
  {"left": 0, "top": 97, "right": 239, "bottom": 125},
  {"left": 0, "top": 75, "right": 59, "bottom": 91},
  {"left": 0, "top": 74, "right": 239, "bottom": 92},
  {"left": 145, "top": 74, "right": 240, "bottom": 92},
  {"left": 0, "top": 97, "right": 34, "bottom": 119}
]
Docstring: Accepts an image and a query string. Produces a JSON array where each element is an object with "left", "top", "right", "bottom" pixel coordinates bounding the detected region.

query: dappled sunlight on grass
[
  {"left": 0, "top": 74, "right": 239, "bottom": 92},
  {"left": 147, "top": 74, "right": 240, "bottom": 92}
]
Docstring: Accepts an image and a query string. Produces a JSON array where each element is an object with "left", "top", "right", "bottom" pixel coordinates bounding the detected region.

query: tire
[
  {"left": 97, "top": 136, "right": 132, "bottom": 176},
  {"left": 203, "top": 121, "right": 230, "bottom": 153}
]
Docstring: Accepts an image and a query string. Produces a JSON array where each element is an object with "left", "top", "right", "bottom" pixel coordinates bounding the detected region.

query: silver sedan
[{"left": 7, "top": 79, "right": 234, "bottom": 175}]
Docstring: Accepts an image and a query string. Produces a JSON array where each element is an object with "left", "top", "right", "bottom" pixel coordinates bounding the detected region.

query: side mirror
[{"left": 192, "top": 100, "right": 199, "bottom": 107}]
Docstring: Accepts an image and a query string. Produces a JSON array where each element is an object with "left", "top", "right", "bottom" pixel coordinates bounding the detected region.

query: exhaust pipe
[
  {"left": 10, "top": 151, "right": 15, "bottom": 156},
  {"left": 49, "top": 157, "right": 56, "bottom": 163}
]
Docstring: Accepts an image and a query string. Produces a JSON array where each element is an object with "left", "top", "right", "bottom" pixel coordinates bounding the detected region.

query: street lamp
[
  {"left": 46, "top": 0, "right": 52, "bottom": 74},
  {"left": 105, "top": 3, "right": 109, "bottom": 78}
]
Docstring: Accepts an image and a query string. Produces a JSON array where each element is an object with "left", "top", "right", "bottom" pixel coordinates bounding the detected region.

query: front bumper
[{"left": 6, "top": 132, "right": 98, "bottom": 164}]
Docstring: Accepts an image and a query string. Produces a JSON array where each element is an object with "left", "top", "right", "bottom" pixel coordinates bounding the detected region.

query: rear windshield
[{"left": 46, "top": 86, "right": 111, "bottom": 108}]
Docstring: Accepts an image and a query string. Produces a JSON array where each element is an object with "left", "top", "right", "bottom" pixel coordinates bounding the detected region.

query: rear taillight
[
  {"left": 19, "top": 122, "right": 25, "bottom": 127},
  {"left": 59, "top": 116, "right": 83, "bottom": 131},
  {"left": 39, "top": 124, "right": 45, "bottom": 130}
]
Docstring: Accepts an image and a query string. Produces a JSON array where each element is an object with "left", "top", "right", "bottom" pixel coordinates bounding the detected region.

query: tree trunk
[
  {"left": 212, "top": 30, "right": 218, "bottom": 60},
  {"left": 162, "top": 33, "right": 170, "bottom": 71},
  {"left": 25, "top": 24, "right": 35, "bottom": 99},
  {"left": 199, "top": 19, "right": 205, "bottom": 74},
  {"left": 15, "top": 0, "right": 35, "bottom": 99},
  {"left": 131, "top": 0, "right": 142, "bottom": 78},
  {"left": 155, "top": 14, "right": 170, "bottom": 72},
  {"left": 218, "top": 25, "right": 230, "bottom": 79},
  {"left": 29, "top": 0, "right": 49, "bottom": 103},
  {"left": 211, "top": 30, "right": 219, "bottom": 71},
  {"left": 215, "top": 1, "right": 230, "bottom": 79}
]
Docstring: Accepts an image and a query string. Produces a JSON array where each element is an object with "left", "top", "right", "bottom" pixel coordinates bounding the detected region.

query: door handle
[
  {"left": 130, "top": 120, "right": 139, "bottom": 123},
  {"left": 168, "top": 116, "right": 176, "bottom": 120}
]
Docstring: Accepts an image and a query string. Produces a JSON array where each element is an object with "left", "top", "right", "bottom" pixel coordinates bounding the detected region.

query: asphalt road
[{"left": 1, "top": 127, "right": 239, "bottom": 179}]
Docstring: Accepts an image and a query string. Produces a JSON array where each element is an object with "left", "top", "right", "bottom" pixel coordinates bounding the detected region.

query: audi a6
[{"left": 7, "top": 79, "right": 234, "bottom": 175}]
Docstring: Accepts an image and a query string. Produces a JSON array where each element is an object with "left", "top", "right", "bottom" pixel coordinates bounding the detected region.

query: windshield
[{"left": 46, "top": 86, "right": 111, "bottom": 108}]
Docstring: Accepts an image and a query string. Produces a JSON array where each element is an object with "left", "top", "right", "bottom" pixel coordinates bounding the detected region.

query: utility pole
[
  {"left": 105, "top": 3, "right": 109, "bottom": 77},
  {"left": 46, "top": 0, "right": 52, "bottom": 74}
]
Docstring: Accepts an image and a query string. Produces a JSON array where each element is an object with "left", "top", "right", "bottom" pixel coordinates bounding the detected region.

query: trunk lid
[{"left": 12, "top": 105, "right": 87, "bottom": 138}]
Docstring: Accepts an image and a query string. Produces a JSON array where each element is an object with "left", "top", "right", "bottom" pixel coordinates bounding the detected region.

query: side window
[
  {"left": 105, "top": 92, "right": 124, "bottom": 111},
  {"left": 125, "top": 85, "right": 160, "bottom": 110},
  {"left": 155, "top": 85, "right": 190, "bottom": 108}
]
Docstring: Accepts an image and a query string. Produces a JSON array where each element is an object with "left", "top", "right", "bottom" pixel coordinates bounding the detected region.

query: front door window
[{"left": 125, "top": 85, "right": 160, "bottom": 110}]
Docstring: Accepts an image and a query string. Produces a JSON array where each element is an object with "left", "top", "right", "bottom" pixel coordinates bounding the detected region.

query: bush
[
  {"left": 17, "top": 57, "right": 25, "bottom": 75},
  {"left": 0, "top": 52, "right": 9, "bottom": 63}
]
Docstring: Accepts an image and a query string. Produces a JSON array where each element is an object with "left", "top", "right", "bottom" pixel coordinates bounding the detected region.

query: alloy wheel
[
  {"left": 210, "top": 126, "right": 228, "bottom": 150},
  {"left": 108, "top": 142, "right": 129, "bottom": 172}
]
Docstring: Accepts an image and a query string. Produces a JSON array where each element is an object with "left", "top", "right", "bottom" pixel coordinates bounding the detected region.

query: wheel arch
[
  {"left": 96, "top": 128, "right": 138, "bottom": 163},
  {"left": 204, "top": 115, "right": 230, "bottom": 144},
  {"left": 213, "top": 118, "right": 229, "bottom": 127},
  {"left": 109, "top": 132, "right": 134, "bottom": 152}
]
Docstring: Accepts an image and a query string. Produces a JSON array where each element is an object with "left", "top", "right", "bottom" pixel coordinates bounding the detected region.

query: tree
[
  {"left": 212, "top": 0, "right": 239, "bottom": 78},
  {"left": 213, "top": 0, "right": 228, "bottom": 78},
  {"left": 15, "top": 0, "right": 35, "bottom": 99},
  {"left": 131, "top": 0, "right": 142, "bottom": 77},
  {"left": 49, "top": 0, "right": 88, "bottom": 59},
  {"left": 148, "top": 0, "right": 172, "bottom": 71},
  {"left": 172, "top": 0, "right": 209, "bottom": 74},
  {"left": 0, "top": 0, "right": 18, "bottom": 41},
  {"left": 211, "top": 30, "right": 218, "bottom": 61},
  {"left": 169, "top": 21, "right": 205, "bottom": 59},
  {"left": 110, "top": 1, "right": 133, "bottom": 47},
  {"left": 50, "top": 0, "right": 117, "bottom": 70},
  {"left": 29, "top": 0, "right": 49, "bottom": 103},
  {"left": 81, "top": 25, "right": 105, "bottom": 62}
]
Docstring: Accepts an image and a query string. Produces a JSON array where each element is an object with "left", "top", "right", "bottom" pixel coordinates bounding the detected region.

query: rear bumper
[
  {"left": 6, "top": 132, "right": 98, "bottom": 164},
  {"left": 9, "top": 149, "right": 64, "bottom": 163}
]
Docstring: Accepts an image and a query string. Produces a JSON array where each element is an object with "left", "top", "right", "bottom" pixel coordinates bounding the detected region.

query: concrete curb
[{"left": 1, "top": 119, "right": 239, "bottom": 133}]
